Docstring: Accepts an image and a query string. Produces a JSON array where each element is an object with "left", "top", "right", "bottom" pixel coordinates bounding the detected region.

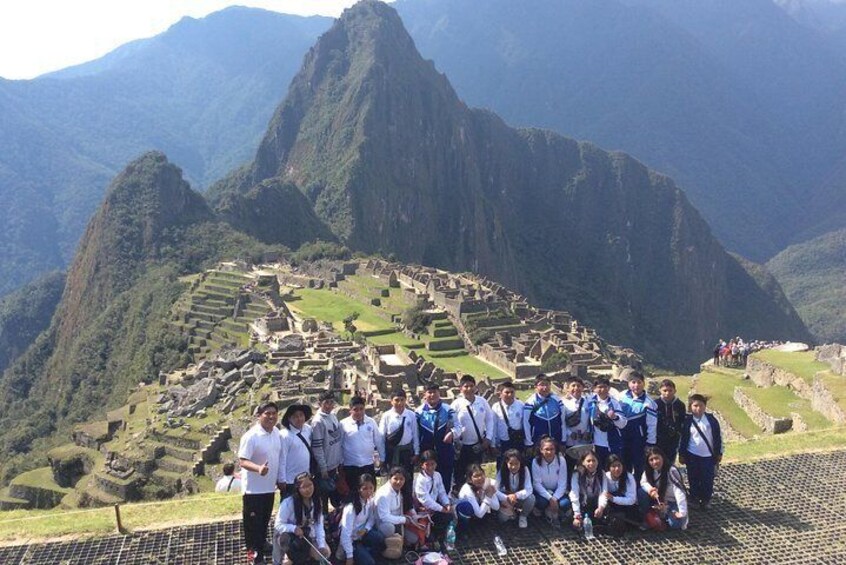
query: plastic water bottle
[
  {"left": 494, "top": 535, "right": 507, "bottom": 556},
  {"left": 444, "top": 521, "right": 456, "bottom": 552},
  {"left": 584, "top": 516, "right": 595, "bottom": 540}
]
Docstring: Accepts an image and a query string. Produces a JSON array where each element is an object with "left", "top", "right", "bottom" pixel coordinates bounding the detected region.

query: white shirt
[
  {"left": 451, "top": 395, "right": 495, "bottom": 445},
  {"left": 375, "top": 481, "right": 406, "bottom": 527},
  {"left": 279, "top": 424, "right": 313, "bottom": 483},
  {"left": 688, "top": 415, "right": 715, "bottom": 458},
  {"left": 273, "top": 496, "right": 327, "bottom": 549},
  {"left": 312, "top": 409, "right": 343, "bottom": 473},
  {"left": 340, "top": 415, "right": 384, "bottom": 467},
  {"left": 531, "top": 455, "right": 568, "bottom": 501},
  {"left": 495, "top": 468, "right": 533, "bottom": 501},
  {"left": 378, "top": 408, "right": 420, "bottom": 454},
  {"left": 562, "top": 395, "right": 591, "bottom": 446},
  {"left": 457, "top": 481, "right": 500, "bottom": 518},
  {"left": 640, "top": 467, "right": 688, "bottom": 518},
  {"left": 237, "top": 423, "right": 283, "bottom": 494},
  {"left": 414, "top": 470, "right": 450, "bottom": 512},
  {"left": 598, "top": 471, "right": 637, "bottom": 510},
  {"left": 491, "top": 398, "right": 525, "bottom": 446},
  {"left": 568, "top": 471, "right": 603, "bottom": 515},
  {"left": 340, "top": 498, "right": 376, "bottom": 557},
  {"left": 589, "top": 395, "right": 627, "bottom": 448},
  {"left": 215, "top": 474, "right": 242, "bottom": 493}
]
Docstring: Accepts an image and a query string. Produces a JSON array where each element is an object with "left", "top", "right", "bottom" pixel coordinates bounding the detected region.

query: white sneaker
[{"left": 518, "top": 515, "right": 528, "bottom": 529}]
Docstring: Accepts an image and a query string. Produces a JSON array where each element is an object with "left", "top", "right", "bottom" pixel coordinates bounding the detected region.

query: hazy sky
[{"left": 0, "top": 1, "right": 379, "bottom": 80}]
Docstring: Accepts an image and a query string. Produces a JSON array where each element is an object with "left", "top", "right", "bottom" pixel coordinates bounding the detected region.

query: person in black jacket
[
  {"left": 678, "top": 394, "right": 723, "bottom": 509},
  {"left": 655, "top": 379, "right": 687, "bottom": 464}
]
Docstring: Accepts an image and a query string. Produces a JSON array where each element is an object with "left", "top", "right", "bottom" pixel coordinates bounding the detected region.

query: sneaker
[
  {"left": 246, "top": 549, "right": 256, "bottom": 564},
  {"left": 518, "top": 515, "right": 528, "bottom": 529}
]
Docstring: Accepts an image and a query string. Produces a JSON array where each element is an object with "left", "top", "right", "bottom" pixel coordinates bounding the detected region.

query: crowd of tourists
[
  {"left": 712, "top": 336, "right": 784, "bottom": 367},
  {"left": 235, "top": 370, "right": 722, "bottom": 564}
]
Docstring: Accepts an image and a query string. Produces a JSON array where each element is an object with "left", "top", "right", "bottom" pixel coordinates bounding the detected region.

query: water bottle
[
  {"left": 444, "top": 520, "right": 456, "bottom": 552},
  {"left": 583, "top": 516, "right": 595, "bottom": 540},
  {"left": 494, "top": 535, "right": 507, "bottom": 556}
]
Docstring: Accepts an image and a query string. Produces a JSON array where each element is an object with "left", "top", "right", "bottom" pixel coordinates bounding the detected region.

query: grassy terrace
[
  {"left": 752, "top": 349, "right": 830, "bottom": 383},
  {"left": 693, "top": 368, "right": 761, "bottom": 438}
]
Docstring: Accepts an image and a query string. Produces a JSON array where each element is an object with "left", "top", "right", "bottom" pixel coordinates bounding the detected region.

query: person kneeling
[
  {"left": 595, "top": 454, "right": 638, "bottom": 536},
  {"left": 456, "top": 464, "right": 499, "bottom": 533},
  {"left": 566, "top": 450, "right": 603, "bottom": 535},
  {"left": 495, "top": 449, "right": 535, "bottom": 528},
  {"left": 339, "top": 474, "right": 385, "bottom": 565},
  {"left": 375, "top": 466, "right": 422, "bottom": 551},
  {"left": 639, "top": 447, "right": 688, "bottom": 531},
  {"left": 413, "top": 450, "right": 454, "bottom": 550},
  {"left": 272, "top": 473, "right": 330, "bottom": 565}
]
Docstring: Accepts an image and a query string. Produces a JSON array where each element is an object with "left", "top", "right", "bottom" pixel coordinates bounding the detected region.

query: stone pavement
[{"left": 2, "top": 450, "right": 845, "bottom": 564}]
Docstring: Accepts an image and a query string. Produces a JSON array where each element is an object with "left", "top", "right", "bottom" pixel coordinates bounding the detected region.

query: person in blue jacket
[
  {"left": 618, "top": 369, "right": 657, "bottom": 481},
  {"left": 523, "top": 373, "right": 566, "bottom": 453},
  {"left": 416, "top": 383, "right": 456, "bottom": 492},
  {"left": 678, "top": 394, "right": 723, "bottom": 509}
]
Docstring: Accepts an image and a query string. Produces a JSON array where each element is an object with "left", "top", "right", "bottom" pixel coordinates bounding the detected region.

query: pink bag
[{"left": 414, "top": 552, "right": 452, "bottom": 565}]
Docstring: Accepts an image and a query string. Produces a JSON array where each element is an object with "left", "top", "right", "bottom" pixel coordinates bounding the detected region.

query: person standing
[
  {"left": 378, "top": 388, "right": 419, "bottom": 507},
  {"left": 523, "top": 373, "right": 566, "bottom": 451},
  {"left": 655, "top": 379, "right": 686, "bottom": 465},
  {"left": 340, "top": 395, "right": 384, "bottom": 493},
  {"left": 679, "top": 394, "right": 723, "bottom": 509},
  {"left": 416, "top": 383, "right": 456, "bottom": 491},
  {"left": 587, "top": 377, "right": 627, "bottom": 470},
  {"left": 491, "top": 380, "right": 526, "bottom": 464},
  {"left": 618, "top": 369, "right": 657, "bottom": 481},
  {"left": 278, "top": 403, "right": 314, "bottom": 498},
  {"left": 238, "top": 401, "right": 283, "bottom": 565},
  {"left": 562, "top": 376, "right": 592, "bottom": 471},
  {"left": 311, "top": 391, "right": 343, "bottom": 509},
  {"left": 451, "top": 375, "right": 495, "bottom": 491}
]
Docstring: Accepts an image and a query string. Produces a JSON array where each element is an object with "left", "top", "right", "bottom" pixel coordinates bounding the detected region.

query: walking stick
[{"left": 300, "top": 534, "right": 332, "bottom": 565}]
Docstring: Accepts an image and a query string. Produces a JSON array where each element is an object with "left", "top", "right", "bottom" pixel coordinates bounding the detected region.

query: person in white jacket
[
  {"left": 567, "top": 450, "right": 604, "bottom": 532},
  {"left": 640, "top": 446, "right": 688, "bottom": 530},
  {"left": 495, "top": 448, "right": 535, "bottom": 528},
  {"left": 271, "top": 473, "right": 330, "bottom": 565},
  {"left": 455, "top": 464, "right": 500, "bottom": 533},
  {"left": 595, "top": 454, "right": 638, "bottom": 534},
  {"left": 339, "top": 473, "right": 385, "bottom": 565},
  {"left": 531, "top": 436, "right": 570, "bottom": 524},
  {"left": 413, "top": 450, "right": 453, "bottom": 549},
  {"left": 375, "top": 466, "right": 420, "bottom": 546}
]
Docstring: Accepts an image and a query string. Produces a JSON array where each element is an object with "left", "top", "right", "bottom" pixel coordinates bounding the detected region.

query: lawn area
[
  {"left": 423, "top": 350, "right": 511, "bottom": 380},
  {"left": 286, "top": 288, "right": 394, "bottom": 333},
  {"left": 752, "top": 350, "right": 830, "bottom": 383},
  {"left": 742, "top": 385, "right": 832, "bottom": 429},
  {"left": 724, "top": 427, "right": 846, "bottom": 462},
  {"left": 0, "top": 492, "right": 242, "bottom": 542},
  {"left": 694, "top": 369, "right": 760, "bottom": 438},
  {"left": 366, "top": 331, "right": 426, "bottom": 349}
]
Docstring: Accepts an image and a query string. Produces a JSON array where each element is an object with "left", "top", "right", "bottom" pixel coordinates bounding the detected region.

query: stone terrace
[{"left": 3, "top": 450, "right": 844, "bottom": 564}]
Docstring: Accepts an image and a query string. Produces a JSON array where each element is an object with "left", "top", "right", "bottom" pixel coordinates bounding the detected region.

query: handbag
[{"left": 499, "top": 401, "right": 526, "bottom": 444}]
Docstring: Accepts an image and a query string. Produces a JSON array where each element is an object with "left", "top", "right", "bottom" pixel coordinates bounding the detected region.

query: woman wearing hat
[{"left": 279, "top": 403, "right": 316, "bottom": 498}]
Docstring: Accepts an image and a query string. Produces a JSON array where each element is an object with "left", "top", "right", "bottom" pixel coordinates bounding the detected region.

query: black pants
[
  {"left": 454, "top": 444, "right": 483, "bottom": 490},
  {"left": 243, "top": 492, "right": 276, "bottom": 557},
  {"left": 386, "top": 444, "right": 416, "bottom": 509},
  {"left": 343, "top": 464, "right": 375, "bottom": 498}
]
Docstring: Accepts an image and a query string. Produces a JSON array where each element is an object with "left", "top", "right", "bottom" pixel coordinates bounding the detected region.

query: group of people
[
  {"left": 236, "top": 370, "right": 723, "bottom": 564},
  {"left": 712, "top": 336, "right": 782, "bottom": 367}
]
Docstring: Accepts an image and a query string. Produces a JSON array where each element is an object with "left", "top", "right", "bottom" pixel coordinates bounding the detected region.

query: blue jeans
[
  {"left": 353, "top": 528, "right": 386, "bottom": 565},
  {"left": 686, "top": 453, "right": 716, "bottom": 503},
  {"left": 535, "top": 492, "right": 570, "bottom": 519}
]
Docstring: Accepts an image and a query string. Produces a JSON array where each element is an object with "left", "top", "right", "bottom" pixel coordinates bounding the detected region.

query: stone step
[
  {"left": 202, "top": 283, "right": 239, "bottom": 296},
  {"left": 157, "top": 455, "right": 193, "bottom": 474}
]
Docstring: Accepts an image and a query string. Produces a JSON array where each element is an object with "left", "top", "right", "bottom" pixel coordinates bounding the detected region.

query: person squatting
[{"left": 236, "top": 371, "right": 722, "bottom": 564}]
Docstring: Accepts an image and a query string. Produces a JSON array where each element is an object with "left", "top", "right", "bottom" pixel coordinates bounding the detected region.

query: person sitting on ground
[
  {"left": 215, "top": 462, "right": 242, "bottom": 493},
  {"left": 531, "top": 436, "right": 570, "bottom": 525},
  {"left": 566, "top": 450, "right": 604, "bottom": 534},
  {"left": 271, "top": 472, "right": 330, "bottom": 565},
  {"left": 639, "top": 446, "right": 688, "bottom": 531},
  {"left": 495, "top": 448, "right": 535, "bottom": 528},
  {"left": 413, "top": 449, "right": 453, "bottom": 550},
  {"left": 339, "top": 473, "right": 385, "bottom": 565},
  {"left": 679, "top": 394, "right": 722, "bottom": 510},
  {"left": 375, "top": 466, "right": 422, "bottom": 548},
  {"left": 456, "top": 464, "right": 500, "bottom": 533},
  {"left": 594, "top": 454, "right": 638, "bottom": 536}
]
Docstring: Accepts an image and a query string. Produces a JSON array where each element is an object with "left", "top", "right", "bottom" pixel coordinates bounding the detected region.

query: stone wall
[
  {"left": 811, "top": 375, "right": 846, "bottom": 425},
  {"left": 816, "top": 343, "right": 846, "bottom": 376},
  {"left": 746, "top": 357, "right": 812, "bottom": 397},
  {"left": 732, "top": 388, "right": 792, "bottom": 434}
]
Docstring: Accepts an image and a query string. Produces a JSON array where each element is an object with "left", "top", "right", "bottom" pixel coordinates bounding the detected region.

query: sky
[{"left": 0, "top": 1, "right": 379, "bottom": 80}]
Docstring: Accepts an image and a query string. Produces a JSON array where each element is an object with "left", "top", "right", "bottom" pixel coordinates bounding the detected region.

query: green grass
[
  {"left": 422, "top": 350, "right": 510, "bottom": 379},
  {"left": 0, "top": 492, "right": 242, "bottom": 541},
  {"left": 10, "top": 467, "right": 69, "bottom": 494},
  {"left": 286, "top": 288, "right": 394, "bottom": 333},
  {"left": 725, "top": 427, "right": 846, "bottom": 462},
  {"left": 742, "top": 385, "right": 832, "bottom": 429},
  {"left": 366, "top": 331, "right": 427, "bottom": 349},
  {"left": 649, "top": 375, "right": 694, "bottom": 403},
  {"left": 752, "top": 350, "right": 830, "bottom": 384},
  {"left": 817, "top": 371, "right": 846, "bottom": 414},
  {"left": 694, "top": 369, "right": 760, "bottom": 438}
]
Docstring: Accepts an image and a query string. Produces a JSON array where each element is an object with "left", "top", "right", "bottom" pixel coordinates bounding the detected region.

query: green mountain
[
  {"left": 0, "top": 271, "right": 65, "bottom": 375},
  {"left": 212, "top": 0, "right": 810, "bottom": 370},
  {"left": 0, "top": 7, "right": 330, "bottom": 297},
  {"left": 767, "top": 228, "right": 846, "bottom": 343},
  {"left": 0, "top": 152, "right": 276, "bottom": 482}
]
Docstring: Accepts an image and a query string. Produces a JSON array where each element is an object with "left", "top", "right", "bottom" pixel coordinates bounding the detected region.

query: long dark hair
[
  {"left": 498, "top": 449, "right": 526, "bottom": 494},
  {"left": 606, "top": 454, "right": 627, "bottom": 496},
  {"left": 292, "top": 473, "right": 321, "bottom": 526},
  {"left": 644, "top": 446, "right": 670, "bottom": 500},
  {"left": 465, "top": 463, "right": 486, "bottom": 500},
  {"left": 576, "top": 451, "right": 602, "bottom": 503},
  {"left": 352, "top": 473, "right": 377, "bottom": 515}
]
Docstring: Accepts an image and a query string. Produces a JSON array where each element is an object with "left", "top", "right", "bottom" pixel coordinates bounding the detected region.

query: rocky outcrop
[
  {"left": 733, "top": 388, "right": 793, "bottom": 434},
  {"left": 811, "top": 374, "right": 846, "bottom": 425},
  {"left": 816, "top": 343, "right": 846, "bottom": 376},
  {"left": 746, "top": 356, "right": 812, "bottom": 397}
]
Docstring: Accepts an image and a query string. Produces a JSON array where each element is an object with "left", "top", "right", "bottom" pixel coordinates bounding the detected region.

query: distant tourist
[
  {"left": 491, "top": 380, "right": 526, "bottom": 464},
  {"left": 618, "top": 369, "right": 657, "bottom": 480},
  {"left": 523, "top": 373, "right": 566, "bottom": 450},
  {"left": 238, "top": 401, "right": 283, "bottom": 565},
  {"left": 639, "top": 446, "right": 688, "bottom": 531},
  {"left": 214, "top": 462, "right": 242, "bottom": 493},
  {"left": 340, "top": 395, "right": 383, "bottom": 493},
  {"left": 271, "top": 472, "right": 330, "bottom": 565},
  {"left": 416, "top": 383, "right": 456, "bottom": 491},
  {"left": 495, "top": 448, "right": 534, "bottom": 528},
  {"left": 311, "top": 391, "right": 343, "bottom": 510},
  {"left": 679, "top": 394, "right": 723, "bottom": 509},
  {"left": 279, "top": 403, "right": 315, "bottom": 498},
  {"left": 451, "top": 374, "right": 495, "bottom": 491},
  {"left": 655, "top": 379, "right": 686, "bottom": 464},
  {"left": 587, "top": 377, "right": 626, "bottom": 470}
]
